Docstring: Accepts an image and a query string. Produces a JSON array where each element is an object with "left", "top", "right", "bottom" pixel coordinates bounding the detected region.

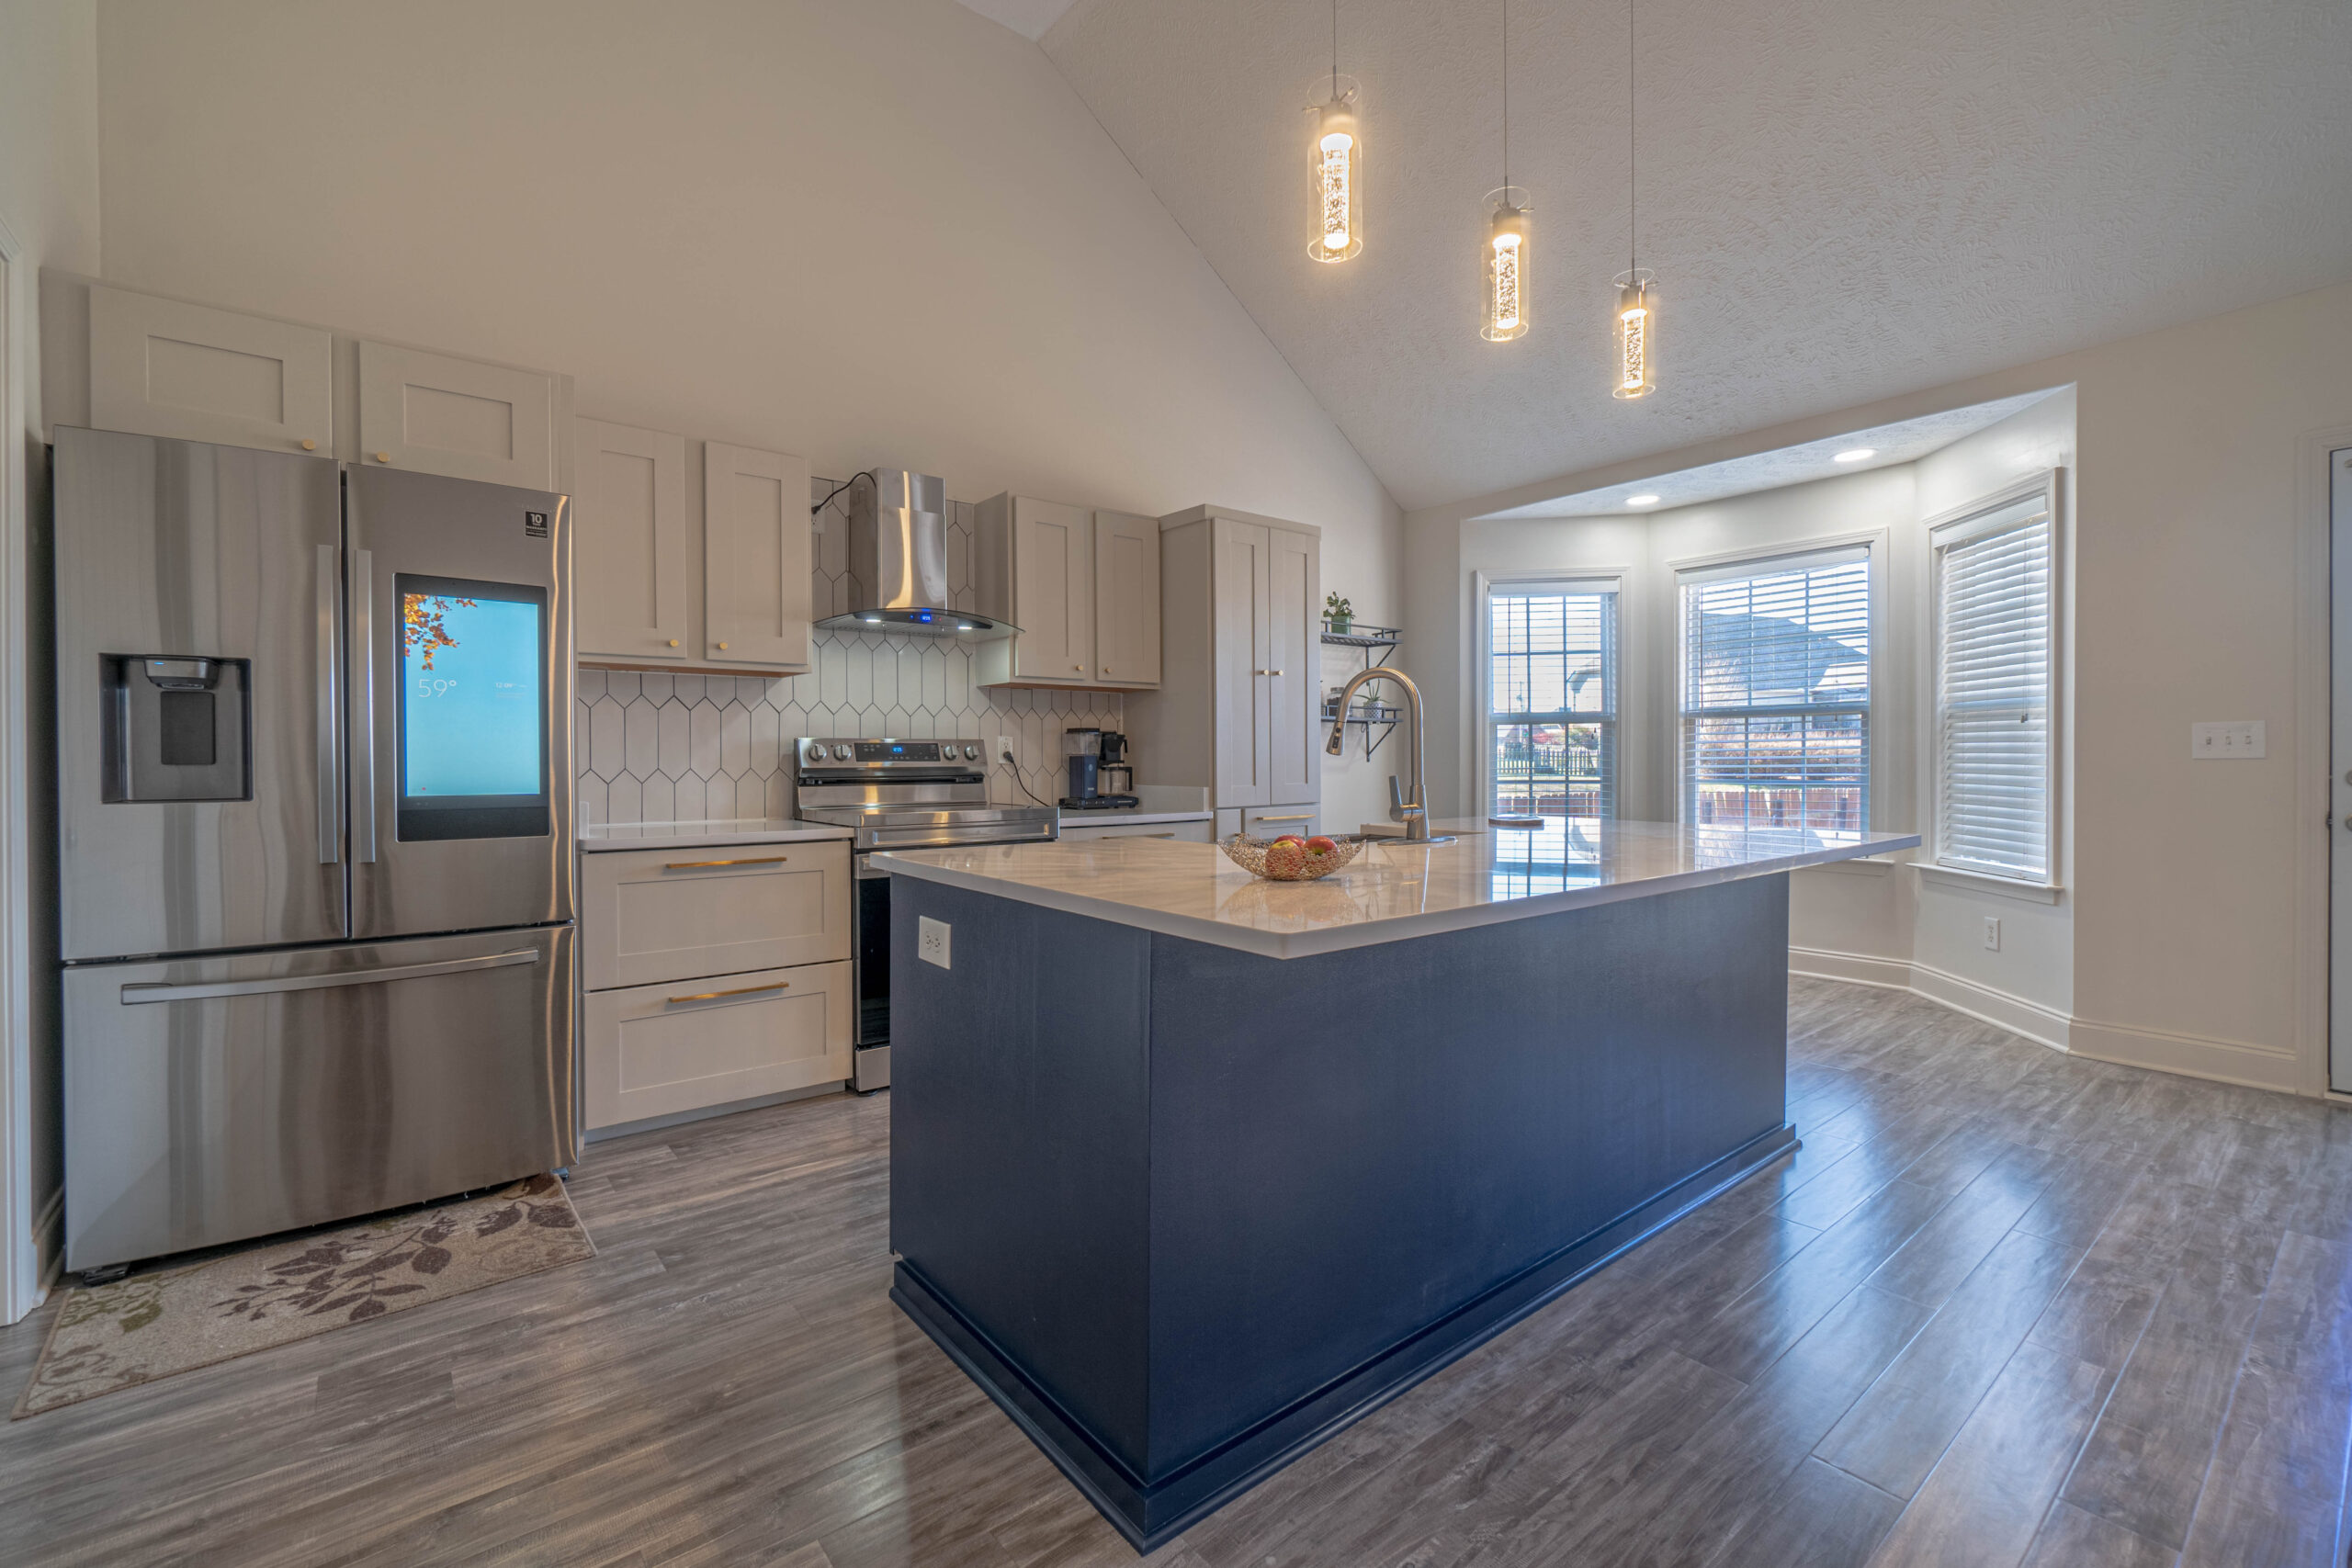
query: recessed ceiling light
[
  {"left": 1832, "top": 447, "right": 1876, "bottom": 464},
  {"left": 1626, "top": 493, "right": 1661, "bottom": 507}
]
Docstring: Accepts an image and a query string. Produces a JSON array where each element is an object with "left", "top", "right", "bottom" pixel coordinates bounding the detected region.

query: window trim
[
  {"left": 1668, "top": 530, "right": 1887, "bottom": 832},
  {"left": 1475, "top": 571, "right": 1624, "bottom": 822},
  {"left": 1927, "top": 469, "right": 2064, "bottom": 890}
]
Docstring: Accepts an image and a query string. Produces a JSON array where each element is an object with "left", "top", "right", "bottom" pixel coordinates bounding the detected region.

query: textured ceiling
[
  {"left": 956, "top": 0, "right": 1076, "bottom": 42},
  {"left": 1042, "top": 0, "right": 2352, "bottom": 512}
]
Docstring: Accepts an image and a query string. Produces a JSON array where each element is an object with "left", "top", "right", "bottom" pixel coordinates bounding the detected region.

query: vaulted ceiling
[{"left": 1023, "top": 0, "right": 2352, "bottom": 512}]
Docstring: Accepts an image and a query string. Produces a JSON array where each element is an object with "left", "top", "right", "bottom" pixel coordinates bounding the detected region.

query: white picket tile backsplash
[{"left": 574, "top": 477, "right": 1122, "bottom": 826}]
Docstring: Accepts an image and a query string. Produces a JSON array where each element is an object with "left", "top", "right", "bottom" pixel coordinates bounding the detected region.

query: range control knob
[
  {"left": 963, "top": 742, "right": 980, "bottom": 760},
  {"left": 833, "top": 742, "right": 854, "bottom": 761},
  {"left": 802, "top": 741, "right": 827, "bottom": 766}
]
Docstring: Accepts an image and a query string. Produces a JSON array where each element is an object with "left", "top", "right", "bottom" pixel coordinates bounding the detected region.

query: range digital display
[
  {"left": 395, "top": 574, "right": 549, "bottom": 840},
  {"left": 854, "top": 741, "right": 941, "bottom": 761}
]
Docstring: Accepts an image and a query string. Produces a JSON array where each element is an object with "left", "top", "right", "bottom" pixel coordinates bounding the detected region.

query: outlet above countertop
[{"left": 580, "top": 818, "right": 855, "bottom": 852}]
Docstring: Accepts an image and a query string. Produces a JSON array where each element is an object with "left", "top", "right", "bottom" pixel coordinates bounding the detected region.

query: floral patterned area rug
[{"left": 13, "top": 1174, "right": 594, "bottom": 1418}]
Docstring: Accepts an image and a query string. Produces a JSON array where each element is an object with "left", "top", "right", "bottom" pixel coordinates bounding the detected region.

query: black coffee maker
[{"left": 1060, "top": 727, "right": 1139, "bottom": 810}]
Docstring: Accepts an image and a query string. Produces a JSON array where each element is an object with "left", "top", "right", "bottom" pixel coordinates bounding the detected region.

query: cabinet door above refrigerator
[{"left": 54, "top": 427, "right": 347, "bottom": 961}]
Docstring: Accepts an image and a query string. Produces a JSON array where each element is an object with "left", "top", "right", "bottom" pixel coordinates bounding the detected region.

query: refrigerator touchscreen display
[{"left": 396, "top": 574, "right": 550, "bottom": 840}]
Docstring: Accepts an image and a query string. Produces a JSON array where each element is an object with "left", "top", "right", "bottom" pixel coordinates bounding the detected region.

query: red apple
[
  {"left": 1272, "top": 833, "right": 1306, "bottom": 847},
  {"left": 1305, "top": 835, "right": 1338, "bottom": 854},
  {"left": 1263, "top": 840, "right": 1306, "bottom": 877}
]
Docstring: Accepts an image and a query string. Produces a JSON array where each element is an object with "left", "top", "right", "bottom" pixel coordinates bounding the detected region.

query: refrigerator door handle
[
  {"left": 350, "top": 547, "right": 377, "bottom": 863},
  {"left": 119, "top": 947, "right": 539, "bottom": 1005},
  {"left": 315, "top": 545, "right": 342, "bottom": 863}
]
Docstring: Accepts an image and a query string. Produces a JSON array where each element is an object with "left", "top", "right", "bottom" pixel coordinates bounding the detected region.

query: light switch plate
[
  {"left": 2190, "top": 720, "right": 2266, "bottom": 760},
  {"left": 918, "top": 915, "right": 950, "bottom": 969}
]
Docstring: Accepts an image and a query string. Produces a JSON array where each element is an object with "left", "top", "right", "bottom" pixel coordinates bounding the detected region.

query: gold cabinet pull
[
  {"left": 667, "top": 638, "right": 680, "bottom": 648},
  {"left": 1255, "top": 813, "right": 1315, "bottom": 822},
  {"left": 662, "top": 855, "right": 786, "bottom": 870},
  {"left": 665, "top": 980, "right": 786, "bottom": 1005},
  {"left": 374, "top": 451, "right": 390, "bottom": 463},
  {"left": 300, "top": 438, "right": 317, "bottom": 451}
]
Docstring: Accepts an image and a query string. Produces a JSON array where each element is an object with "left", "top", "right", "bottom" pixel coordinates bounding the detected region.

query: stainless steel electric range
[{"left": 791, "top": 737, "right": 1057, "bottom": 1090}]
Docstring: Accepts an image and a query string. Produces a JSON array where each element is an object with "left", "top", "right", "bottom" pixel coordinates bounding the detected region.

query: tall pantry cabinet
[{"left": 1125, "top": 506, "right": 1321, "bottom": 838}]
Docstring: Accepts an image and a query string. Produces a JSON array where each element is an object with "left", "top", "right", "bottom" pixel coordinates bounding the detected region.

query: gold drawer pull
[
  {"left": 1255, "top": 813, "right": 1315, "bottom": 823},
  {"left": 666, "top": 980, "right": 786, "bottom": 1005},
  {"left": 662, "top": 855, "right": 786, "bottom": 870}
]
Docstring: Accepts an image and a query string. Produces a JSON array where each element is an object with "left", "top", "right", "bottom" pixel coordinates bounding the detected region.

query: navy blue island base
[{"left": 887, "top": 869, "right": 1799, "bottom": 1551}]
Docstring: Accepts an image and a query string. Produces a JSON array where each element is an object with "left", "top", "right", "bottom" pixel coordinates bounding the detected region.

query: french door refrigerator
[{"left": 54, "top": 425, "right": 575, "bottom": 1273}]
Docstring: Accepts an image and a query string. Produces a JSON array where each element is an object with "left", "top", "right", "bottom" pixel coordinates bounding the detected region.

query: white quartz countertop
[
  {"left": 877, "top": 818, "right": 1920, "bottom": 958},
  {"left": 579, "top": 818, "right": 854, "bottom": 852}
]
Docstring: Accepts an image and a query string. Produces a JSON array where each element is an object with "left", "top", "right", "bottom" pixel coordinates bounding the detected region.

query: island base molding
[{"left": 892, "top": 1119, "right": 1800, "bottom": 1550}]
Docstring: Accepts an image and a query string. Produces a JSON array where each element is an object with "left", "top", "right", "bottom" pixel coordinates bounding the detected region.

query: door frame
[
  {"left": 0, "top": 206, "right": 40, "bottom": 1319},
  {"left": 2314, "top": 423, "right": 2352, "bottom": 1100}
]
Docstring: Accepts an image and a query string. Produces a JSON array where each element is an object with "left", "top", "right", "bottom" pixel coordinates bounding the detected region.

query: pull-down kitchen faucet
[{"left": 1326, "top": 667, "right": 1451, "bottom": 844}]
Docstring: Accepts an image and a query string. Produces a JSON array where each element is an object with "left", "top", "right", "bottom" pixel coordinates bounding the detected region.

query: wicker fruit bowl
[{"left": 1219, "top": 832, "right": 1365, "bottom": 882}]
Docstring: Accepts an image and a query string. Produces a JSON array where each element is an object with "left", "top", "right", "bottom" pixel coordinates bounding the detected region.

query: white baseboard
[
  {"left": 1790, "top": 945, "right": 2316, "bottom": 1094},
  {"left": 2066, "top": 1017, "right": 2304, "bottom": 1094}
]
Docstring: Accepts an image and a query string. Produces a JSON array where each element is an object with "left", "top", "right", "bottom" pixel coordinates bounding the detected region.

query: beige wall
[
  {"left": 1412, "top": 278, "right": 2352, "bottom": 1094},
  {"left": 0, "top": 0, "right": 100, "bottom": 1314},
  {"left": 88, "top": 0, "right": 1404, "bottom": 827}
]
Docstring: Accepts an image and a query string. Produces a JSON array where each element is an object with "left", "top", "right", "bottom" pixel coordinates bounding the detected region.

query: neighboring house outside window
[
  {"left": 1486, "top": 580, "right": 1618, "bottom": 819},
  {"left": 1679, "top": 547, "right": 1872, "bottom": 833}
]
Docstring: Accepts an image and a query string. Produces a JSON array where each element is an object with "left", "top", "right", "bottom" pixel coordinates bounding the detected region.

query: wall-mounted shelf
[{"left": 1320, "top": 622, "right": 1404, "bottom": 760}]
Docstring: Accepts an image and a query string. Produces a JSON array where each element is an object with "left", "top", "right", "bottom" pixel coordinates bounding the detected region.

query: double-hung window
[
  {"left": 1932, "top": 485, "right": 2057, "bottom": 884},
  {"left": 1487, "top": 580, "right": 1617, "bottom": 818},
  {"left": 1679, "top": 547, "right": 1872, "bottom": 832}
]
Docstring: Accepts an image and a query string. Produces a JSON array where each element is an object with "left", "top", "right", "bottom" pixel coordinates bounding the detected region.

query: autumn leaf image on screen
[{"left": 401, "top": 592, "right": 476, "bottom": 671}]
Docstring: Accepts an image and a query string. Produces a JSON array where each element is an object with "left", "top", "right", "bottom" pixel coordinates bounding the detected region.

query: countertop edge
[{"left": 877, "top": 834, "right": 1921, "bottom": 958}]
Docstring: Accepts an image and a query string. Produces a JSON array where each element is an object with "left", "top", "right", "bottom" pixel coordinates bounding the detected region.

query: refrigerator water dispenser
[{"left": 101, "top": 655, "right": 251, "bottom": 802}]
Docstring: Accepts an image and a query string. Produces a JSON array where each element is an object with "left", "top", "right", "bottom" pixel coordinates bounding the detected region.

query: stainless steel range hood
[{"left": 815, "top": 469, "right": 1014, "bottom": 637}]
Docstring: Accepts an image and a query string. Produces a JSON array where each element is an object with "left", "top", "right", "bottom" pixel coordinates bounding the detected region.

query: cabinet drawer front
[
  {"left": 1059, "top": 819, "right": 1213, "bottom": 843},
  {"left": 583, "top": 843, "right": 850, "bottom": 989},
  {"left": 583, "top": 961, "right": 850, "bottom": 1129},
  {"left": 1241, "top": 805, "right": 1321, "bottom": 839}
]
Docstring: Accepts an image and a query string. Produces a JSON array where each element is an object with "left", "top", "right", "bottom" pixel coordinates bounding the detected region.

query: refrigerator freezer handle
[
  {"left": 351, "top": 547, "right": 377, "bottom": 863},
  {"left": 315, "top": 545, "right": 342, "bottom": 863}
]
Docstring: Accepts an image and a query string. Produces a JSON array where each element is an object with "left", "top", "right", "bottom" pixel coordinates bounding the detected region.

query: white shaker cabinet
[
  {"left": 704, "top": 441, "right": 813, "bottom": 671},
  {"left": 1126, "top": 505, "right": 1321, "bottom": 817},
  {"left": 1093, "top": 509, "right": 1162, "bottom": 688},
  {"left": 574, "top": 419, "right": 691, "bottom": 662},
  {"left": 975, "top": 494, "right": 1094, "bottom": 685},
  {"left": 88, "top": 286, "right": 334, "bottom": 456},
  {"left": 357, "top": 339, "right": 554, "bottom": 489}
]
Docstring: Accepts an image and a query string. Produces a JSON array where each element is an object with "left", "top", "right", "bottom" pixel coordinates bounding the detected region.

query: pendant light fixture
[
  {"left": 1307, "top": 0, "right": 1363, "bottom": 264},
  {"left": 1480, "top": 0, "right": 1531, "bottom": 342},
  {"left": 1611, "top": 0, "right": 1657, "bottom": 398}
]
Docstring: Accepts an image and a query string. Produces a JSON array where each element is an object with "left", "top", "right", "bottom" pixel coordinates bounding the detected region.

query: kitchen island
[{"left": 878, "top": 818, "right": 1917, "bottom": 1549}]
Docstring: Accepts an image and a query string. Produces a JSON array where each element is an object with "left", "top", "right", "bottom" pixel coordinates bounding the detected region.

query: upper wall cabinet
[
  {"left": 358, "top": 340, "right": 555, "bottom": 490},
  {"left": 89, "top": 287, "right": 334, "bottom": 455},
  {"left": 704, "top": 441, "right": 813, "bottom": 671},
  {"left": 575, "top": 419, "right": 690, "bottom": 663},
  {"left": 973, "top": 494, "right": 1161, "bottom": 690},
  {"left": 1093, "top": 509, "right": 1162, "bottom": 688}
]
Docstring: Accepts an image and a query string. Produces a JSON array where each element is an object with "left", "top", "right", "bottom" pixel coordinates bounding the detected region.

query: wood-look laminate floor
[{"left": 6, "top": 978, "right": 2352, "bottom": 1567}]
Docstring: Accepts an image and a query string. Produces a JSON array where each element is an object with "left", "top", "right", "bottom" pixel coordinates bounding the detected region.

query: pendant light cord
[
  {"left": 1501, "top": 0, "right": 1510, "bottom": 193},
  {"left": 1627, "top": 0, "right": 1637, "bottom": 273},
  {"left": 1331, "top": 0, "right": 1339, "bottom": 99}
]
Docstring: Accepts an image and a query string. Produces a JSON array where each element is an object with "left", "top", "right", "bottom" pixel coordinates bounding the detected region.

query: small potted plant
[{"left": 1325, "top": 592, "right": 1353, "bottom": 636}]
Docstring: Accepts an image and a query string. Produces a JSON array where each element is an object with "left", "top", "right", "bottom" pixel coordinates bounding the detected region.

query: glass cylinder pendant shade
[
  {"left": 1307, "top": 79, "right": 1363, "bottom": 263},
  {"left": 1612, "top": 268, "right": 1657, "bottom": 399},
  {"left": 1481, "top": 189, "right": 1532, "bottom": 342}
]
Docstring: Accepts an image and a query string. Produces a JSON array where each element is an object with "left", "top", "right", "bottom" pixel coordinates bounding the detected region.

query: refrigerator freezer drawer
[{"left": 65, "top": 926, "right": 576, "bottom": 1272}]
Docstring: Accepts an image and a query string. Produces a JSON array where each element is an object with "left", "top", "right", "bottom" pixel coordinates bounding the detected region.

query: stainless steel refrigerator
[{"left": 54, "top": 425, "right": 576, "bottom": 1273}]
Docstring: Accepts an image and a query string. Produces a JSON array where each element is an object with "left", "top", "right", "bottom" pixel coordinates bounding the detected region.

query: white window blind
[
  {"left": 1679, "top": 547, "right": 1871, "bottom": 832},
  {"left": 1487, "top": 582, "right": 1616, "bottom": 819},
  {"left": 1935, "top": 496, "right": 2054, "bottom": 882}
]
